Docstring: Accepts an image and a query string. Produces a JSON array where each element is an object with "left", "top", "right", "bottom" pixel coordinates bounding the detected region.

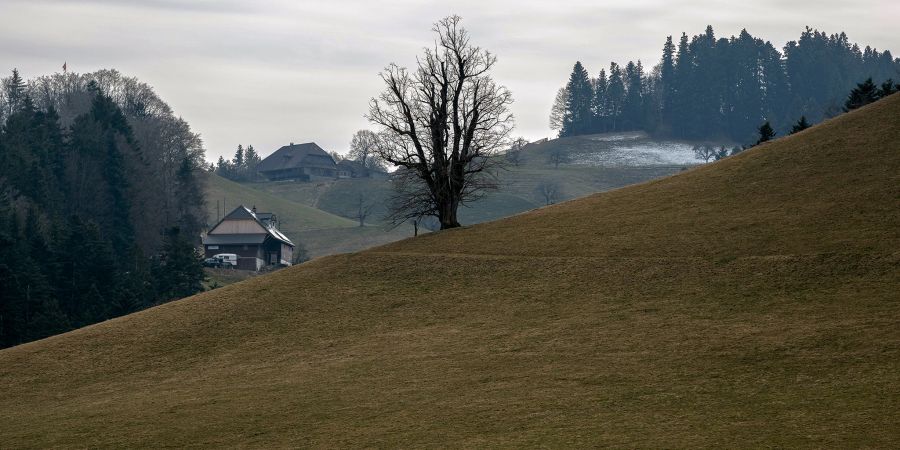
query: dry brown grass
[{"left": 1, "top": 95, "right": 899, "bottom": 448}]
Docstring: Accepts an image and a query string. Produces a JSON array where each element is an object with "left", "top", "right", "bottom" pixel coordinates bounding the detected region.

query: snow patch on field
[
  {"left": 572, "top": 140, "right": 700, "bottom": 167},
  {"left": 584, "top": 132, "right": 646, "bottom": 142}
]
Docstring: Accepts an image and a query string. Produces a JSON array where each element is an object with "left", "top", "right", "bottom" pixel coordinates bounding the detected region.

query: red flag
[{"left": 62, "top": 62, "right": 67, "bottom": 72}]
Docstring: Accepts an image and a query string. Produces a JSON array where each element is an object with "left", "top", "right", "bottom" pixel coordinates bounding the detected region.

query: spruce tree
[
  {"left": 605, "top": 62, "right": 626, "bottom": 131},
  {"left": 790, "top": 116, "right": 811, "bottom": 134},
  {"left": 4, "top": 68, "right": 26, "bottom": 117},
  {"left": 234, "top": 144, "right": 244, "bottom": 168},
  {"left": 175, "top": 157, "right": 206, "bottom": 237},
  {"left": 560, "top": 62, "right": 594, "bottom": 137},
  {"left": 660, "top": 36, "right": 676, "bottom": 124},
  {"left": 623, "top": 61, "right": 645, "bottom": 130},
  {"left": 244, "top": 145, "right": 262, "bottom": 180},
  {"left": 154, "top": 227, "right": 205, "bottom": 301},
  {"left": 757, "top": 121, "right": 776, "bottom": 144},
  {"left": 879, "top": 79, "right": 897, "bottom": 97},
  {"left": 591, "top": 69, "right": 608, "bottom": 133},
  {"left": 671, "top": 33, "right": 691, "bottom": 137},
  {"left": 844, "top": 77, "right": 880, "bottom": 111}
]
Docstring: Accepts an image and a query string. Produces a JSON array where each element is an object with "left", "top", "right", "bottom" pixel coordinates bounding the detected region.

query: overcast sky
[{"left": 2, "top": 0, "right": 898, "bottom": 162}]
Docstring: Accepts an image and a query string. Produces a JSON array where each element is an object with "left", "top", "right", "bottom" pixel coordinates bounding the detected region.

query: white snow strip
[{"left": 572, "top": 141, "right": 703, "bottom": 167}]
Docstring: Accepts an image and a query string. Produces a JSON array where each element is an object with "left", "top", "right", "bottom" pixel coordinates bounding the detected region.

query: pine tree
[
  {"left": 622, "top": 61, "right": 645, "bottom": 130},
  {"left": 757, "top": 121, "right": 776, "bottom": 144},
  {"left": 560, "top": 61, "right": 594, "bottom": 137},
  {"left": 591, "top": 69, "right": 608, "bottom": 133},
  {"left": 233, "top": 144, "right": 244, "bottom": 168},
  {"left": 844, "top": 77, "right": 880, "bottom": 111},
  {"left": 605, "top": 62, "right": 626, "bottom": 131},
  {"left": 154, "top": 227, "right": 205, "bottom": 301},
  {"left": 790, "top": 116, "right": 811, "bottom": 134},
  {"left": 215, "top": 155, "right": 231, "bottom": 177},
  {"left": 174, "top": 157, "right": 206, "bottom": 237},
  {"left": 660, "top": 36, "right": 676, "bottom": 125},
  {"left": 879, "top": 79, "right": 897, "bottom": 97},
  {"left": 671, "top": 33, "right": 691, "bottom": 137},
  {"left": 85, "top": 92, "right": 136, "bottom": 257},
  {"left": 244, "top": 144, "right": 261, "bottom": 179},
  {"left": 4, "top": 68, "right": 27, "bottom": 117}
]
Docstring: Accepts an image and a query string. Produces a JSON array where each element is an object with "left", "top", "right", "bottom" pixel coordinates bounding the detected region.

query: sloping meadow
[{"left": 1, "top": 95, "right": 899, "bottom": 447}]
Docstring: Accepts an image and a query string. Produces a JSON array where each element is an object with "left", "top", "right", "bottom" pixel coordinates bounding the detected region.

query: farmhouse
[
  {"left": 202, "top": 205, "right": 294, "bottom": 270},
  {"left": 256, "top": 142, "right": 339, "bottom": 181}
]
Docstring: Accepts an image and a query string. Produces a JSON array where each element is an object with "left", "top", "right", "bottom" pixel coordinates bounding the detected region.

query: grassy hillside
[
  {"left": 252, "top": 161, "right": 683, "bottom": 226},
  {"left": 207, "top": 174, "right": 415, "bottom": 259},
  {"left": 206, "top": 173, "right": 355, "bottom": 233},
  {"left": 1, "top": 95, "right": 899, "bottom": 447}
]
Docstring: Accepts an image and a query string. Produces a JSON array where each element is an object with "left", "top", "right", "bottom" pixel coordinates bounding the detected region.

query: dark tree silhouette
[
  {"left": 367, "top": 16, "right": 514, "bottom": 230},
  {"left": 790, "top": 116, "right": 811, "bottom": 134},
  {"left": 560, "top": 62, "right": 593, "bottom": 137},
  {"left": 844, "top": 78, "right": 881, "bottom": 111},
  {"left": 757, "top": 121, "right": 776, "bottom": 144},
  {"left": 693, "top": 144, "right": 716, "bottom": 163}
]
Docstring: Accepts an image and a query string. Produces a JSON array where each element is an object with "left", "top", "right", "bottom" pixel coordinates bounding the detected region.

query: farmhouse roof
[
  {"left": 256, "top": 142, "right": 336, "bottom": 172},
  {"left": 205, "top": 205, "right": 295, "bottom": 247}
]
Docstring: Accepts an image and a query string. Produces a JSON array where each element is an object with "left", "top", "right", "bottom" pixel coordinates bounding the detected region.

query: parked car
[
  {"left": 212, "top": 253, "right": 238, "bottom": 268},
  {"left": 202, "top": 257, "right": 221, "bottom": 268}
]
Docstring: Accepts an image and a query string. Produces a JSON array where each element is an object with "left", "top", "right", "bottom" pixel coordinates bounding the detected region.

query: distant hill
[
  {"left": 251, "top": 133, "right": 691, "bottom": 228},
  {"left": 1, "top": 94, "right": 898, "bottom": 447}
]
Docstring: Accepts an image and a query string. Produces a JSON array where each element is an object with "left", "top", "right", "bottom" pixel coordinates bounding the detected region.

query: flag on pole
[{"left": 62, "top": 62, "right": 67, "bottom": 73}]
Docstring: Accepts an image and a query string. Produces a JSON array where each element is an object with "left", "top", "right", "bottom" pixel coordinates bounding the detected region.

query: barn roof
[
  {"left": 205, "top": 205, "right": 295, "bottom": 247},
  {"left": 256, "top": 142, "right": 336, "bottom": 172}
]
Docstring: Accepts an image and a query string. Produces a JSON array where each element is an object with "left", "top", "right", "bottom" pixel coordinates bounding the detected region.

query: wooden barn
[
  {"left": 202, "top": 205, "right": 294, "bottom": 271},
  {"left": 255, "top": 142, "right": 339, "bottom": 181}
]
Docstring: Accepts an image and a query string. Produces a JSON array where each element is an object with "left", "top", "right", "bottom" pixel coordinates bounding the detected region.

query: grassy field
[
  {"left": 206, "top": 174, "right": 414, "bottom": 259},
  {"left": 205, "top": 173, "right": 355, "bottom": 233},
  {"left": 1, "top": 94, "right": 898, "bottom": 447},
  {"left": 251, "top": 159, "right": 685, "bottom": 226}
]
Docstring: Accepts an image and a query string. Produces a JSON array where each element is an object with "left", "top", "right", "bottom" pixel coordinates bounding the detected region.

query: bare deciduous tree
[
  {"left": 348, "top": 192, "right": 376, "bottom": 227},
  {"left": 367, "top": 15, "right": 514, "bottom": 230},
  {"left": 506, "top": 137, "right": 528, "bottom": 167},
  {"left": 348, "top": 129, "right": 387, "bottom": 171},
  {"left": 548, "top": 147, "right": 570, "bottom": 169},
  {"left": 535, "top": 180, "right": 563, "bottom": 205},
  {"left": 549, "top": 86, "right": 569, "bottom": 132},
  {"left": 693, "top": 143, "right": 716, "bottom": 163}
]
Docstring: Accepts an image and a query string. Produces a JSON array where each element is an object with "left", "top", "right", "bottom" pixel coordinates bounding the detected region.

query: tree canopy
[
  {"left": 0, "top": 69, "right": 207, "bottom": 348},
  {"left": 367, "top": 16, "right": 514, "bottom": 229},
  {"left": 551, "top": 26, "right": 900, "bottom": 145}
]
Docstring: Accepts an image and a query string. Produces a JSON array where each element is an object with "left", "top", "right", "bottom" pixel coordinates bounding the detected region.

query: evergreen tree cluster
[
  {"left": 215, "top": 144, "right": 262, "bottom": 181},
  {"left": 0, "top": 69, "right": 207, "bottom": 348},
  {"left": 553, "top": 26, "right": 900, "bottom": 144},
  {"left": 843, "top": 77, "right": 898, "bottom": 111}
]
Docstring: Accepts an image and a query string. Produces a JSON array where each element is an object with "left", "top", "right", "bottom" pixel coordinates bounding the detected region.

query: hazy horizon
[{"left": 2, "top": 0, "right": 898, "bottom": 161}]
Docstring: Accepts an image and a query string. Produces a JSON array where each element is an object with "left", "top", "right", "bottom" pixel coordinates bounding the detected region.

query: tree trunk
[{"left": 438, "top": 198, "right": 461, "bottom": 229}]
